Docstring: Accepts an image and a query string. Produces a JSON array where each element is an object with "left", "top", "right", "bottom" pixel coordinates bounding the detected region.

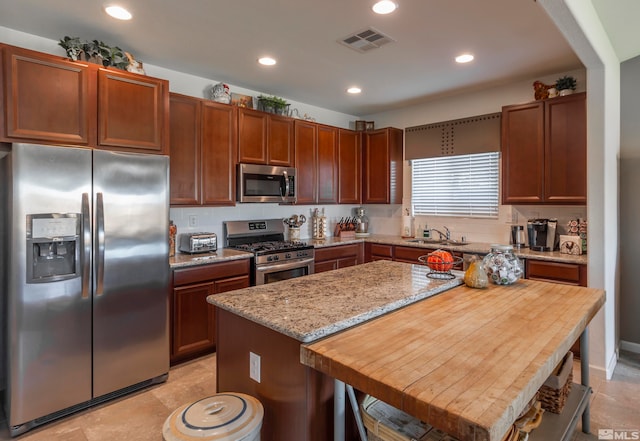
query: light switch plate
[{"left": 249, "top": 352, "right": 261, "bottom": 383}]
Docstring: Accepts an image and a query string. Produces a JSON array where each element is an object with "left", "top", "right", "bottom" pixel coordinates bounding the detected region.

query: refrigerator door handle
[
  {"left": 96, "top": 192, "right": 105, "bottom": 296},
  {"left": 81, "top": 193, "right": 91, "bottom": 299}
]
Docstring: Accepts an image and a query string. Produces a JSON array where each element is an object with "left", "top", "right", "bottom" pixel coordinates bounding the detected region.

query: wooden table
[{"left": 301, "top": 279, "right": 605, "bottom": 441}]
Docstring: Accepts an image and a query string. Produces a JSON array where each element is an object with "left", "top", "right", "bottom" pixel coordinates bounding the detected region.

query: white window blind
[{"left": 411, "top": 152, "right": 499, "bottom": 218}]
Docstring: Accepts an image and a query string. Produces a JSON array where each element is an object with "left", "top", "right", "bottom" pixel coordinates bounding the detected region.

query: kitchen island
[{"left": 208, "top": 260, "right": 604, "bottom": 441}]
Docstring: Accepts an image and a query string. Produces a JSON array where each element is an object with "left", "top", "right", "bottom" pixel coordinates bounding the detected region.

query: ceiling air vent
[{"left": 339, "top": 28, "right": 395, "bottom": 53}]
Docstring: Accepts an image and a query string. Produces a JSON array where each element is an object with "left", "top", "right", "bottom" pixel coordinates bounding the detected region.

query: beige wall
[{"left": 619, "top": 55, "right": 640, "bottom": 348}]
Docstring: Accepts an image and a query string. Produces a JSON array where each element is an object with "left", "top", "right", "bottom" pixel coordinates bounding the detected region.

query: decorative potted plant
[
  {"left": 58, "top": 36, "right": 84, "bottom": 61},
  {"left": 555, "top": 76, "right": 577, "bottom": 96},
  {"left": 257, "top": 95, "right": 289, "bottom": 115},
  {"left": 58, "top": 36, "right": 130, "bottom": 70}
]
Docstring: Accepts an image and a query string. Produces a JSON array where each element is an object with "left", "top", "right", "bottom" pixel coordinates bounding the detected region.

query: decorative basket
[
  {"left": 361, "top": 395, "right": 431, "bottom": 441},
  {"left": 418, "top": 253, "right": 462, "bottom": 280},
  {"left": 538, "top": 351, "right": 573, "bottom": 414}
]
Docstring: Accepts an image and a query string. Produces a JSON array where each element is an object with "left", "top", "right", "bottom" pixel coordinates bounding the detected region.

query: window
[{"left": 411, "top": 152, "right": 499, "bottom": 218}]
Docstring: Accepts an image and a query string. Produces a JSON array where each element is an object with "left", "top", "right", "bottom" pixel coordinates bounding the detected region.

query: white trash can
[{"left": 163, "top": 393, "right": 263, "bottom": 441}]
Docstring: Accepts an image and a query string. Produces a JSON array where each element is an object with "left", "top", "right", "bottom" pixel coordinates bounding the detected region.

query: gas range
[
  {"left": 230, "top": 240, "right": 314, "bottom": 265},
  {"left": 224, "top": 219, "right": 315, "bottom": 285}
]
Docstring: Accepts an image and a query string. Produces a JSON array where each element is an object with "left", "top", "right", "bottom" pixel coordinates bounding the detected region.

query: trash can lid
[{"left": 163, "top": 393, "right": 264, "bottom": 441}]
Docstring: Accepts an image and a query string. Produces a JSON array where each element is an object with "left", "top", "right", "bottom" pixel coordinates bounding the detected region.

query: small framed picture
[
  {"left": 231, "top": 93, "right": 254, "bottom": 109},
  {"left": 365, "top": 121, "right": 375, "bottom": 131}
]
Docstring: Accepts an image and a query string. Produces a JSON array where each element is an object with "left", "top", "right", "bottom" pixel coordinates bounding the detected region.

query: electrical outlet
[
  {"left": 188, "top": 215, "right": 198, "bottom": 227},
  {"left": 249, "top": 352, "right": 261, "bottom": 383}
]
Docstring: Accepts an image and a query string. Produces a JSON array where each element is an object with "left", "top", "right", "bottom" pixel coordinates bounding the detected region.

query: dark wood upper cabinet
[
  {"left": 237, "top": 108, "right": 267, "bottom": 163},
  {"left": 502, "top": 92, "right": 586, "bottom": 205},
  {"left": 338, "top": 129, "right": 361, "bottom": 204},
  {"left": 169, "top": 94, "right": 200, "bottom": 205},
  {"left": 169, "top": 93, "right": 236, "bottom": 206},
  {"left": 1, "top": 44, "right": 169, "bottom": 154},
  {"left": 544, "top": 93, "right": 587, "bottom": 204},
  {"left": 294, "top": 121, "right": 338, "bottom": 204},
  {"left": 294, "top": 120, "right": 317, "bottom": 204},
  {"left": 268, "top": 114, "right": 295, "bottom": 166},
  {"left": 362, "top": 127, "right": 403, "bottom": 204},
  {"left": 97, "top": 68, "right": 169, "bottom": 154},
  {"left": 201, "top": 100, "right": 237, "bottom": 206},
  {"left": 237, "top": 107, "right": 293, "bottom": 166},
  {"left": 1, "top": 44, "right": 95, "bottom": 145},
  {"left": 501, "top": 101, "right": 545, "bottom": 204},
  {"left": 316, "top": 124, "right": 338, "bottom": 204}
]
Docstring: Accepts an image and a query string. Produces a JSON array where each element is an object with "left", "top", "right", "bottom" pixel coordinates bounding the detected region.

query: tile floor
[
  {"left": 571, "top": 350, "right": 640, "bottom": 440},
  {"left": 0, "top": 351, "right": 637, "bottom": 440}
]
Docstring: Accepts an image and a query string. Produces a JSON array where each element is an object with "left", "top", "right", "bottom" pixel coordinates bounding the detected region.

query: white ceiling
[
  {"left": 0, "top": 0, "right": 635, "bottom": 116},
  {"left": 591, "top": 0, "right": 640, "bottom": 62}
]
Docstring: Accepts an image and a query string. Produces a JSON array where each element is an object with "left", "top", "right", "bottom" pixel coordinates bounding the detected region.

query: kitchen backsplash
[
  {"left": 171, "top": 204, "right": 364, "bottom": 244},
  {"left": 171, "top": 204, "right": 586, "bottom": 246}
]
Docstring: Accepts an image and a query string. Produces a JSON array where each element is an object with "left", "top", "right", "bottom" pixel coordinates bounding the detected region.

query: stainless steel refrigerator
[{"left": 0, "top": 143, "right": 170, "bottom": 436}]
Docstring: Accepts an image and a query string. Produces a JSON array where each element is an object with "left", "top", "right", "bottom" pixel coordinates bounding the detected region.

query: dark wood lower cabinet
[
  {"left": 365, "top": 242, "right": 393, "bottom": 262},
  {"left": 526, "top": 259, "right": 587, "bottom": 286},
  {"left": 171, "top": 259, "right": 250, "bottom": 365},
  {"left": 365, "top": 244, "right": 463, "bottom": 270},
  {"left": 314, "top": 243, "right": 363, "bottom": 273}
]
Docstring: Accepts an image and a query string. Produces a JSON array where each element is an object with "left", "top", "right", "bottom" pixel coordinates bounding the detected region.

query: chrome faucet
[{"left": 430, "top": 226, "right": 451, "bottom": 241}]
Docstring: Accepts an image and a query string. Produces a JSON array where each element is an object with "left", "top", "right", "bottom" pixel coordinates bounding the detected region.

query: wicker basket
[
  {"left": 361, "top": 395, "right": 459, "bottom": 441},
  {"left": 538, "top": 351, "right": 573, "bottom": 414}
]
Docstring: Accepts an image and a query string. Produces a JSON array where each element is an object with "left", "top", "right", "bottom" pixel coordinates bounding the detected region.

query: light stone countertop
[
  {"left": 170, "top": 234, "right": 587, "bottom": 269},
  {"left": 170, "top": 248, "right": 252, "bottom": 269},
  {"left": 311, "top": 234, "right": 588, "bottom": 265},
  {"left": 208, "top": 260, "right": 463, "bottom": 343}
]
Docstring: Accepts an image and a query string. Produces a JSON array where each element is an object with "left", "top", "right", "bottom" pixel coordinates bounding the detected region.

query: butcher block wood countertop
[{"left": 301, "top": 271, "right": 604, "bottom": 441}]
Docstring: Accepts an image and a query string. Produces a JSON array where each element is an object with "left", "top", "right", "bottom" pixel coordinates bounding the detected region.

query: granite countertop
[
  {"left": 170, "top": 234, "right": 587, "bottom": 269},
  {"left": 170, "top": 248, "right": 252, "bottom": 269},
  {"left": 208, "top": 260, "right": 463, "bottom": 342},
  {"left": 312, "top": 234, "right": 588, "bottom": 265}
]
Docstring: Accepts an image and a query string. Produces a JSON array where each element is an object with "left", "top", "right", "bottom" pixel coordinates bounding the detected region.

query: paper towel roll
[{"left": 401, "top": 216, "right": 414, "bottom": 238}]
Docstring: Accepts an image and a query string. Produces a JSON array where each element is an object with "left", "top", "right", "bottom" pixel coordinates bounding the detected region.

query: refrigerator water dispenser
[{"left": 26, "top": 213, "right": 81, "bottom": 283}]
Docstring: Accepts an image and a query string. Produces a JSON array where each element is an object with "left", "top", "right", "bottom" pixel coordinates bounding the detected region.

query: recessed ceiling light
[
  {"left": 372, "top": 0, "right": 398, "bottom": 14},
  {"left": 105, "top": 5, "right": 132, "bottom": 20},
  {"left": 258, "top": 57, "right": 277, "bottom": 66},
  {"left": 347, "top": 87, "right": 362, "bottom": 94},
  {"left": 455, "top": 53, "right": 474, "bottom": 63}
]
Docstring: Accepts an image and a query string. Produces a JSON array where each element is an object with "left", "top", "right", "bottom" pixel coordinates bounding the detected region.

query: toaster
[{"left": 178, "top": 233, "right": 217, "bottom": 254}]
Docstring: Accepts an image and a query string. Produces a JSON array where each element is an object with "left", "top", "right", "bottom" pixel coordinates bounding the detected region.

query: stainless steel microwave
[{"left": 237, "top": 163, "right": 297, "bottom": 203}]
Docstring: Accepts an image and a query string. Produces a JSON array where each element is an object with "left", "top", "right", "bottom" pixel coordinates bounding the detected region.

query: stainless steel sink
[
  {"left": 405, "top": 238, "right": 443, "bottom": 245},
  {"left": 440, "top": 239, "right": 470, "bottom": 246},
  {"left": 405, "top": 238, "right": 469, "bottom": 246}
]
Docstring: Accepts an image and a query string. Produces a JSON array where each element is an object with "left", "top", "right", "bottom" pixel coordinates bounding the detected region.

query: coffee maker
[{"left": 527, "top": 219, "right": 557, "bottom": 251}]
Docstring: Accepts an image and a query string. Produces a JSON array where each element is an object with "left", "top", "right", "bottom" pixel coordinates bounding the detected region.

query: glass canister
[
  {"left": 354, "top": 206, "right": 369, "bottom": 235},
  {"left": 482, "top": 244, "right": 523, "bottom": 285}
]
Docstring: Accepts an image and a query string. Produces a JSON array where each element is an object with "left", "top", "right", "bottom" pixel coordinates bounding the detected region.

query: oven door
[{"left": 255, "top": 257, "right": 314, "bottom": 285}]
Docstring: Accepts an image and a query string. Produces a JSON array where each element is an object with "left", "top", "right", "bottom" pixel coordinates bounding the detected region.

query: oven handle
[{"left": 256, "top": 257, "right": 315, "bottom": 274}]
